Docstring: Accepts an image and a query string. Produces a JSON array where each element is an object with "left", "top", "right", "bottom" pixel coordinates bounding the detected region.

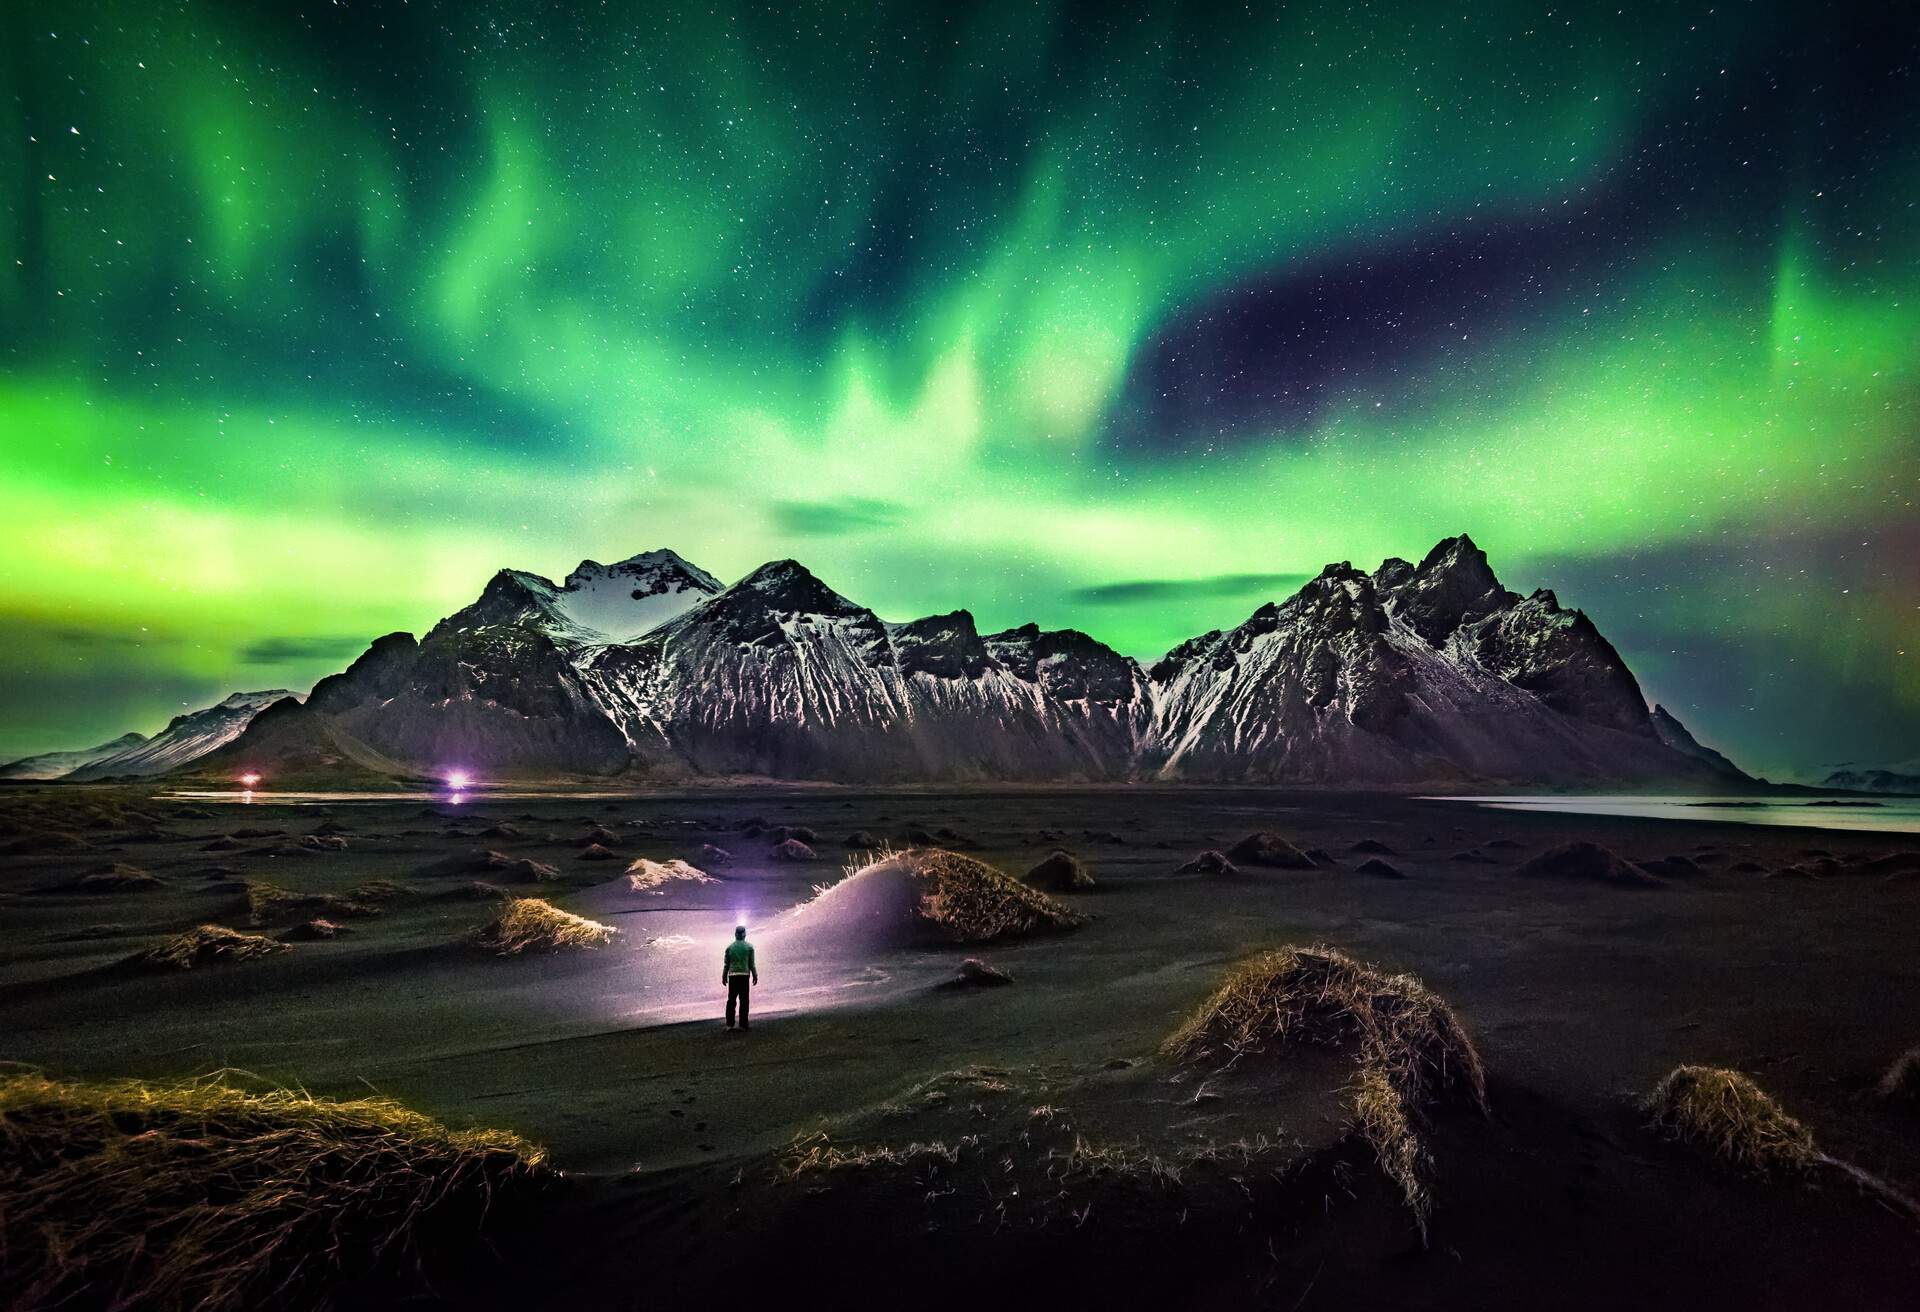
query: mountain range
[
  {"left": 1, "top": 692, "right": 295, "bottom": 782},
  {"left": 6, "top": 536, "right": 1752, "bottom": 789}
]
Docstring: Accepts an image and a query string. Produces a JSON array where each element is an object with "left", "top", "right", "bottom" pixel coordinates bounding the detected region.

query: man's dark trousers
[{"left": 726, "top": 975, "right": 750, "bottom": 1028}]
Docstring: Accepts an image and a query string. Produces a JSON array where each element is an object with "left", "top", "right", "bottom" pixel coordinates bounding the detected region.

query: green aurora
[{"left": 1, "top": 0, "right": 1915, "bottom": 776}]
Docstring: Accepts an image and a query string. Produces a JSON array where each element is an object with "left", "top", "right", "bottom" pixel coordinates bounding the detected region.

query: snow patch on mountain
[{"left": 0, "top": 732, "right": 148, "bottom": 781}]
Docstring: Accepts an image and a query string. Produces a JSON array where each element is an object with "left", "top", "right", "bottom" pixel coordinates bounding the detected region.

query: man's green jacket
[{"left": 724, "top": 940, "right": 756, "bottom": 979}]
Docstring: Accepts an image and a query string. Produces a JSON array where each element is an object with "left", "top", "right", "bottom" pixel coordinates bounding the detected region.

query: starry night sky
[{"left": 1, "top": 0, "right": 1915, "bottom": 778}]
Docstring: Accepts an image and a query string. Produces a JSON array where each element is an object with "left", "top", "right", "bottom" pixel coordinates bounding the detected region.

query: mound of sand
[
  {"left": 283, "top": 918, "right": 352, "bottom": 941},
  {"left": 438, "top": 880, "right": 510, "bottom": 902},
  {"left": 472, "top": 898, "right": 617, "bottom": 955},
  {"left": 1514, "top": 841, "right": 1663, "bottom": 886},
  {"left": 425, "top": 849, "right": 560, "bottom": 882},
  {"left": 785, "top": 849, "right": 1084, "bottom": 949},
  {"left": 846, "top": 830, "right": 879, "bottom": 848},
  {"left": 243, "top": 881, "right": 383, "bottom": 927},
  {"left": 75, "top": 863, "right": 165, "bottom": 893},
  {"left": 1350, "top": 839, "right": 1396, "bottom": 855},
  {"left": 626, "top": 858, "right": 714, "bottom": 893},
  {"left": 1176, "top": 850, "right": 1238, "bottom": 875},
  {"left": 944, "top": 957, "right": 1013, "bottom": 988},
  {"left": 699, "top": 843, "right": 733, "bottom": 865},
  {"left": 1165, "top": 944, "right": 1486, "bottom": 1235},
  {"left": 1643, "top": 1065, "right": 1816, "bottom": 1177},
  {"left": 1640, "top": 854, "right": 1701, "bottom": 878},
  {"left": 771, "top": 825, "right": 817, "bottom": 843},
  {"left": 577, "top": 825, "right": 620, "bottom": 848},
  {"left": 346, "top": 879, "right": 412, "bottom": 905},
  {"left": 1025, "top": 850, "right": 1095, "bottom": 891},
  {"left": 770, "top": 838, "right": 818, "bottom": 862},
  {"left": 1227, "top": 831, "right": 1315, "bottom": 870},
  {"left": 0, "top": 1071, "right": 548, "bottom": 1312},
  {"left": 1, "top": 831, "right": 94, "bottom": 855},
  {"left": 132, "top": 924, "right": 287, "bottom": 971},
  {"left": 575, "top": 843, "right": 618, "bottom": 862},
  {"left": 1357, "top": 857, "right": 1406, "bottom": 879}
]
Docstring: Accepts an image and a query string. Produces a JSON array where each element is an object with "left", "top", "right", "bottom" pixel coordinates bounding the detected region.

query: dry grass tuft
[
  {"left": 243, "top": 880, "right": 380, "bottom": 927},
  {"left": 344, "top": 879, "right": 412, "bottom": 904},
  {"left": 75, "top": 863, "right": 165, "bottom": 893},
  {"left": 1642, "top": 1065, "right": 1816, "bottom": 1176},
  {"left": 0, "top": 1070, "right": 548, "bottom": 1312},
  {"left": 1879, "top": 1045, "right": 1920, "bottom": 1110},
  {"left": 1641, "top": 1064, "right": 1920, "bottom": 1223},
  {"left": 132, "top": 925, "right": 287, "bottom": 971},
  {"left": 471, "top": 897, "right": 617, "bottom": 956},
  {"left": 782, "top": 1130, "right": 976, "bottom": 1177},
  {"left": 1165, "top": 944, "right": 1486, "bottom": 1236}
]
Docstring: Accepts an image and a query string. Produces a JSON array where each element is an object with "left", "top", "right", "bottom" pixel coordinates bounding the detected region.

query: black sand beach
[{"left": 4, "top": 782, "right": 1918, "bottom": 1309}]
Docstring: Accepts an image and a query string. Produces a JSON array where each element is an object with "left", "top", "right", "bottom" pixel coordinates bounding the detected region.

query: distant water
[
  {"left": 1439, "top": 794, "right": 1920, "bottom": 835},
  {"left": 160, "top": 788, "right": 638, "bottom": 806}
]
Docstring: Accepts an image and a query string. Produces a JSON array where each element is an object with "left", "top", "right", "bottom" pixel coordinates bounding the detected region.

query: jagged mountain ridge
[{"left": 188, "top": 535, "right": 1743, "bottom": 786}]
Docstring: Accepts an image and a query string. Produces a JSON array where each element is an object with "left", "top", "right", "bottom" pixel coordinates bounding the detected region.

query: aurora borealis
[{"left": 1, "top": 1, "right": 1915, "bottom": 777}]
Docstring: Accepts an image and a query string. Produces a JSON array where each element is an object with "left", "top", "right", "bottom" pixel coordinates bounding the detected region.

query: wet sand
[{"left": 3, "top": 783, "right": 1919, "bottom": 1309}]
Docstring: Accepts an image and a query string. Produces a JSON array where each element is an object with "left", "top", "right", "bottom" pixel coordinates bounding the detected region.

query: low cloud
[
  {"left": 238, "top": 635, "right": 369, "bottom": 665},
  {"left": 1068, "top": 572, "right": 1310, "bottom": 605},
  {"left": 769, "top": 497, "right": 906, "bottom": 536}
]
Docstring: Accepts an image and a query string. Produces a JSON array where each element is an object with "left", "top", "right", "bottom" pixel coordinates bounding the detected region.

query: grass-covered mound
[
  {"left": 242, "top": 880, "right": 377, "bottom": 926},
  {"left": 1226, "top": 831, "right": 1315, "bottom": 869},
  {"left": 787, "top": 848, "right": 1084, "bottom": 948},
  {"left": 131, "top": 924, "right": 287, "bottom": 971},
  {"left": 0, "top": 1071, "right": 549, "bottom": 1312},
  {"left": 472, "top": 897, "right": 617, "bottom": 956},
  {"left": 74, "top": 863, "right": 165, "bottom": 893},
  {"left": 1644, "top": 1064, "right": 1920, "bottom": 1220},
  {"left": 1025, "top": 850, "right": 1095, "bottom": 891},
  {"left": 1642, "top": 1065, "right": 1815, "bottom": 1176},
  {"left": 423, "top": 849, "right": 561, "bottom": 882},
  {"left": 1165, "top": 945, "right": 1487, "bottom": 1236},
  {"left": 626, "top": 857, "right": 714, "bottom": 893}
]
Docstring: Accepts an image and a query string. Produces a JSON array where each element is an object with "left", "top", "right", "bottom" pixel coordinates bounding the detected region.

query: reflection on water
[
  {"left": 161, "top": 788, "right": 646, "bottom": 805},
  {"left": 1438, "top": 794, "right": 1920, "bottom": 834}
]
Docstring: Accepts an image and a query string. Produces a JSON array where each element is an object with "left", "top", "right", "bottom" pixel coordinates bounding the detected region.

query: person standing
[{"left": 722, "top": 924, "right": 757, "bottom": 1031}]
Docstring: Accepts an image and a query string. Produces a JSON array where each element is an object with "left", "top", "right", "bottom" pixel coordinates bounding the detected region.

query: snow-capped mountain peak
[
  {"left": 551, "top": 549, "right": 724, "bottom": 641},
  {"left": 726, "top": 559, "right": 862, "bottom": 615},
  {"left": 436, "top": 551, "right": 725, "bottom": 646}
]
